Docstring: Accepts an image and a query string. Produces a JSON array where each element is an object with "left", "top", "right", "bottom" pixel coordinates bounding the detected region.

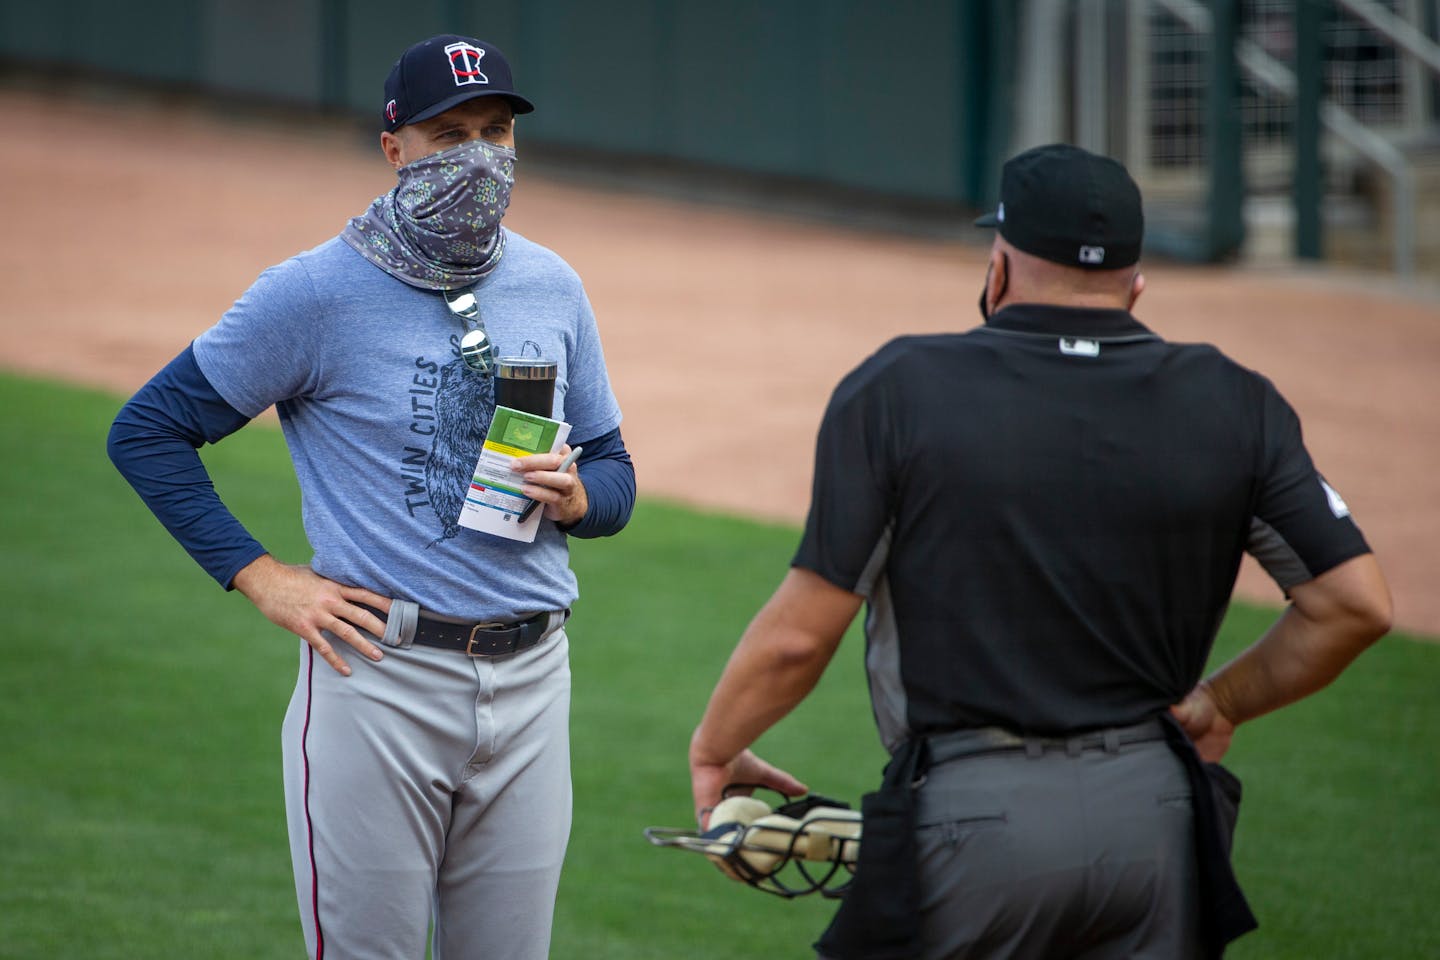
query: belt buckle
[{"left": 466, "top": 621, "right": 507, "bottom": 657}]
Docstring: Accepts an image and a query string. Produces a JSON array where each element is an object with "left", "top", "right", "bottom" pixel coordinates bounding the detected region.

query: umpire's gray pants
[
  {"left": 280, "top": 622, "right": 572, "bottom": 960},
  {"left": 908, "top": 736, "right": 1201, "bottom": 959}
]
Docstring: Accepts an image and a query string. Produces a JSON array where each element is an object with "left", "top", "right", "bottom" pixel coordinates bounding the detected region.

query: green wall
[{"left": 0, "top": 0, "right": 1016, "bottom": 208}]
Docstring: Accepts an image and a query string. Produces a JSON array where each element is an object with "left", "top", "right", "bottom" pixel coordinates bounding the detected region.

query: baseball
[
  {"left": 798, "top": 806, "right": 862, "bottom": 863},
  {"left": 707, "top": 795, "right": 771, "bottom": 828}
]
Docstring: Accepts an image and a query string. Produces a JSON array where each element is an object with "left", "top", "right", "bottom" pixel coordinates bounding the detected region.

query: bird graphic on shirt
[{"left": 425, "top": 356, "right": 494, "bottom": 542}]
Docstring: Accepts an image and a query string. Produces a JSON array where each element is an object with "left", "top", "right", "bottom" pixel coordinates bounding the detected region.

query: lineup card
[{"left": 458, "top": 405, "right": 572, "bottom": 543}]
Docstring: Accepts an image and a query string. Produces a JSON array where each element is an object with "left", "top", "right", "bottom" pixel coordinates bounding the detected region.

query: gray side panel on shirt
[
  {"left": 1246, "top": 516, "right": 1314, "bottom": 592},
  {"left": 855, "top": 523, "right": 908, "bottom": 754}
]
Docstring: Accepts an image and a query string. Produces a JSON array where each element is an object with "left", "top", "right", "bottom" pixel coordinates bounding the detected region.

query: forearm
[
  {"left": 563, "top": 426, "right": 635, "bottom": 538},
  {"left": 690, "top": 568, "right": 860, "bottom": 765},
  {"left": 231, "top": 552, "right": 284, "bottom": 600},
  {"left": 691, "top": 619, "right": 834, "bottom": 764},
  {"left": 1205, "top": 553, "right": 1391, "bottom": 725},
  {"left": 107, "top": 345, "right": 266, "bottom": 588}
]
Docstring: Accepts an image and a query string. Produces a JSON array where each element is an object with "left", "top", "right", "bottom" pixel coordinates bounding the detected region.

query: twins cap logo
[
  {"left": 385, "top": 99, "right": 398, "bottom": 123},
  {"left": 996, "top": 202, "right": 1006, "bottom": 223},
  {"left": 1078, "top": 245, "right": 1106, "bottom": 265},
  {"left": 445, "top": 41, "right": 489, "bottom": 87}
]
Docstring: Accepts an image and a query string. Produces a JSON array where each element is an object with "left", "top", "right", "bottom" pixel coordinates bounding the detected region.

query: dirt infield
[{"left": 4, "top": 87, "right": 1437, "bottom": 635}]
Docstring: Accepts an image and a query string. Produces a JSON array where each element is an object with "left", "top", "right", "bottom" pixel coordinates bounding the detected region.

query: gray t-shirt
[{"left": 193, "top": 231, "right": 622, "bottom": 620}]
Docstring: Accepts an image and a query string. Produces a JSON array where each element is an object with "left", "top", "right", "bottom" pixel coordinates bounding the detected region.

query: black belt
[
  {"left": 927, "top": 718, "right": 1165, "bottom": 765},
  {"left": 363, "top": 605, "right": 563, "bottom": 657}
]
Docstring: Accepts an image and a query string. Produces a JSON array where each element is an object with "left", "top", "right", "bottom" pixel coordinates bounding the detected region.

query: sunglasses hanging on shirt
[{"left": 444, "top": 285, "right": 495, "bottom": 376}]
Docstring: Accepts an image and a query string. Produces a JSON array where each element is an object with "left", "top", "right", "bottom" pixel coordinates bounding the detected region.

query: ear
[
  {"left": 380, "top": 131, "right": 405, "bottom": 170},
  {"left": 1128, "top": 271, "right": 1146, "bottom": 310},
  {"left": 986, "top": 248, "right": 1009, "bottom": 311}
]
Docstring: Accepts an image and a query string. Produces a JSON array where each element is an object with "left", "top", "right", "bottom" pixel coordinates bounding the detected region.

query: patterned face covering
[{"left": 342, "top": 138, "right": 516, "bottom": 291}]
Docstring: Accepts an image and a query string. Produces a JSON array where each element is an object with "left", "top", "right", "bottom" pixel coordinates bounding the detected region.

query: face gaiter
[{"left": 342, "top": 138, "right": 516, "bottom": 291}]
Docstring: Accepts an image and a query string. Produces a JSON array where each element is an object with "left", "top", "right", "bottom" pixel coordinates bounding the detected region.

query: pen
[{"left": 519, "top": 445, "right": 583, "bottom": 522}]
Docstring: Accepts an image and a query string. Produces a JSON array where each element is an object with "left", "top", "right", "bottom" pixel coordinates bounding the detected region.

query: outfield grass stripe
[{"left": 1, "top": 371, "right": 1435, "bottom": 958}]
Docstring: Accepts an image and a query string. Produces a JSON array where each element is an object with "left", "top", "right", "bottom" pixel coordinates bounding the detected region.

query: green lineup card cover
[{"left": 458, "top": 405, "right": 572, "bottom": 543}]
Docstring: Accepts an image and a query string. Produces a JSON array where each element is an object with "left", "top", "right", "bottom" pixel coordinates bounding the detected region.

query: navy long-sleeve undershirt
[
  {"left": 108, "top": 345, "right": 635, "bottom": 589},
  {"left": 561, "top": 423, "right": 637, "bottom": 539}
]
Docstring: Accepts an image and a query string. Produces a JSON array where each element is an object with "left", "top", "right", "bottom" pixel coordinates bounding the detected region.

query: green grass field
[{"left": 1, "top": 372, "right": 1436, "bottom": 958}]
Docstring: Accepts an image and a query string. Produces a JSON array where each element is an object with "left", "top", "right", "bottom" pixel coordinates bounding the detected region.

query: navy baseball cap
[
  {"left": 975, "top": 144, "right": 1144, "bottom": 270},
  {"left": 383, "top": 34, "right": 535, "bottom": 132}
]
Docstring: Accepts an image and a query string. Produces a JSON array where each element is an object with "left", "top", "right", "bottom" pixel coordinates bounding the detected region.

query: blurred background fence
[{"left": 2, "top": 0, "right": 1437, "bottom": 275}]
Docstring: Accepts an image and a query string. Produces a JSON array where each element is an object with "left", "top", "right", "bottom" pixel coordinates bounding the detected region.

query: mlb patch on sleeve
[{"left": 1320, "top": 478, "right": 1351, "bottom": 518}]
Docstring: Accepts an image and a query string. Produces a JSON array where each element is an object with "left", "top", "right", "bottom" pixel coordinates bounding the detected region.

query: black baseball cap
[
  {"left": 382, "top": 34, "right": 535, "bottom": 132},
  {"left": 974, "top": 144, "right": 1143, "bottom": 269}
]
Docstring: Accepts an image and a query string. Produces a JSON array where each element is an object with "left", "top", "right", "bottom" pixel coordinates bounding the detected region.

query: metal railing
[
  {"left": 1151, "top": 0, "right": 1440, "bottom": 276},
  {"left": 1337, "top": 0, "right": 1440, "bottom": 75}
]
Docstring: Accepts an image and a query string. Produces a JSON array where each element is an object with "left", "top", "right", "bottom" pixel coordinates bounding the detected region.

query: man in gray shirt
[{"left": 110, "top": 34, "right": 634, "bottom": 959}]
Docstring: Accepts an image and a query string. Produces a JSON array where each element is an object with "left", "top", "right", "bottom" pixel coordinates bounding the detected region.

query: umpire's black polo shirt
[{"left": 794, "top": 303, "right": 1370, "bottom": 749}]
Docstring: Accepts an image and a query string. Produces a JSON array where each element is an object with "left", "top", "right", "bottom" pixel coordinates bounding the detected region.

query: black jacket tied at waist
[{"left": 1158, "top": 712, "right": 1259, "bottom": 955}]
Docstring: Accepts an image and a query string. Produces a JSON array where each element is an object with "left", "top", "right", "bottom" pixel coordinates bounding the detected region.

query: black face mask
[{"left": 978, "top": 254, "right": 1009, "bottom": 321}]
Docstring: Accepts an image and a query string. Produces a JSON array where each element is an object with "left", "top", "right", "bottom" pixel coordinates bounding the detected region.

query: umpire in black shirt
[{"left": 687, "top": 144, "right": 1392, "bottom": 959}]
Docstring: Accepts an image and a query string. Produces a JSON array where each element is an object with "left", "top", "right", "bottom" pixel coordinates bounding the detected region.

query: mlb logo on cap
[{"left": 382, "top": 34, "right": 535, "bottom": 133}]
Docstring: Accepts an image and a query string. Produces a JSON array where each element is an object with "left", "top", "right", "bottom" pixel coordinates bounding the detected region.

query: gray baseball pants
[
  {"left": 280, "top": 610, "right": 572, "bottom": 960},
  {"left": 906, "top": 735, "right": 1201, "bottom": 959}
]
